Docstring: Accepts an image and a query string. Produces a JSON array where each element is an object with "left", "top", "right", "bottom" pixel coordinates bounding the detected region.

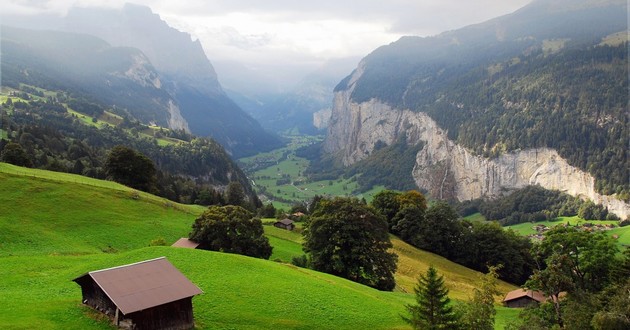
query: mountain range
[
  {"left": 1, "top": 4, "right": 283, "bottom": 158},
  {"left": 324, "top": 0, "right": 629, "bottom": 217}
]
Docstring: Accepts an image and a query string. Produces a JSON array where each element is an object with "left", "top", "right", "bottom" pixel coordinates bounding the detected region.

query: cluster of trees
[
  {"left": 403, "top": 265, "right": 503, "bottom": 330},
  {"left": 189, "top": 205, "right": 272, "bottom": 259},
  {"left": 455, "top": 186, "right": 620, "bottom": 225},
  {"left": 346, "top": 137, "right": 424, "bottom": 191},
  {"left": 0, "top": 94, "right": 259, "bottom": 208},
  {"left": 508, "top": 227, "right": 630, "bottom": 329},
  {"left": 303, "top": 197, "right": 398, "bottom": 291},
  {"left": 403, "top": 226, "right": 630, "bottom": 330},
  {"left": 371, "top": 190, "right": 533, "bottom": 284}
]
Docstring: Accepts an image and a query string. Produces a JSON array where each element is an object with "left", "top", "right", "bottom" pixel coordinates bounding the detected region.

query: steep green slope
[{"left": 0, "top": 165, "right": 520, "bottom": 329}]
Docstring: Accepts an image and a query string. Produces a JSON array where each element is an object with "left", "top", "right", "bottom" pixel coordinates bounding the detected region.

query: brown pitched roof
[
  {"left": 276, "top": 218, "right": 295, "bottom": 225},
  {"left": 171, "top": 238, "right": 200, "bottom": 249},
  {"left": 73, "top": 257, "right": 202, "bottom": 314},
  {"left": 503, "top": 289, "right": 547, "bottom": 303}
]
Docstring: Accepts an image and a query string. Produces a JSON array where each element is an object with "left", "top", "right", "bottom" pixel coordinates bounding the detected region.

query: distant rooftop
[{"left": 171, "top": 238, "right": 200, "bottom": 249}]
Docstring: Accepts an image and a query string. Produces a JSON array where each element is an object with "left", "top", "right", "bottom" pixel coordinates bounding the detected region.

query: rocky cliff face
[{"left": 324, "top": 65, "right": 630, "bottom": 218}]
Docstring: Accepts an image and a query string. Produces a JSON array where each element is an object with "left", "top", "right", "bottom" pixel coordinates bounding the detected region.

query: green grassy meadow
[
  {"left": 0, "top": 164, "right": 523, "bottom": 329},
  {"left": 239, "top": 135, "right": 386, "bottom": 210},
  {"left": 505, "top": 216, "right": 629, "bottom": 247}
]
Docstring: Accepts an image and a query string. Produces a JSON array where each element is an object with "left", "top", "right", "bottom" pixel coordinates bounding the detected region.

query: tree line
[{"left": 0, "top": 92, "right": 259, "bottom": 208}]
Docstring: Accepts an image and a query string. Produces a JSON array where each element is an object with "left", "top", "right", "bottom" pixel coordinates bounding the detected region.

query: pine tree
[{"left": 403, "top": 265, "right": 459, "bottom": 329}]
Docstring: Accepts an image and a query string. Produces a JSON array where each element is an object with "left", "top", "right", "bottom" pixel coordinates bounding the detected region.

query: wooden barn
[
  {"left": 503, "top": 289, "right": 547, "bottom": 308},
  {"left": 171, "top": 238, "right": 200, "bottom": 249},
  {"left": 73, "top": 257, "right": 202, "bottom": 330},
  {"left": 274, "top": 218, "right": 295, "bottom": 231}
]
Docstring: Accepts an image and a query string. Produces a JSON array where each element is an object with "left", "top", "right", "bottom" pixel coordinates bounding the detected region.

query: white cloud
[{"left": 2, "top": 0, "right": 533, "bottom": 88}]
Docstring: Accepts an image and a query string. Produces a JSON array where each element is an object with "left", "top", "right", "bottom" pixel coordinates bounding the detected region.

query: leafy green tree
[
  {"left": 391, "top": 205, "right": 425, "bottom": 245},
  {"left": 403, "top": 265, "right": 459, "bottom": 329},
  {"left": 458, "top": 265, "right": 502, "bottom": 330},
  {"left": 591, "top": 278, "right": 630, "bottom": 330},
  {"left": 225, "top": 181, "right": 246, "bottom": 207},
  {"left": 420, "top": 201, "right": 463, "bottom": 258},
  {"left": 371, "top": 189, "right": 401, "bottom": 230},
  {"left": 105, "top": 145, "right": 157, "bottom": 193},
  {"left": 303, "top": 197, "right": 397, "bottom": 291},
  {"left": 1, "top": 142, "right": 32, "bottom": 167},
  {"left": 190, "top": 205, "right": 272, "bottom": 259},
  {"left": 527, "top": 226, "right": 618, "bottom": 326}
]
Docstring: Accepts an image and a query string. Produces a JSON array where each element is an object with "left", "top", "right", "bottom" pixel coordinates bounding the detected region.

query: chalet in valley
[
  {"left": 503, "top": 289, "right": 547, "bottom": 308},
  {"left": 274, "top": 218, "right": 295, "bottom": 231},
  {"left": 73, "top": 257, "right": 202, "bottom": 330}
]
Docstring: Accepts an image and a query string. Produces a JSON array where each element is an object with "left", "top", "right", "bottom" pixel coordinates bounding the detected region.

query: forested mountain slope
[
  {"left": 0, "top": 34, "right": 258, "bottom": 205},
  {"left": 325, "top": 0, "right": 628, "bottom": 216},
  {"left": 2, "top": 4, "right": 283, "bottom": 157}
]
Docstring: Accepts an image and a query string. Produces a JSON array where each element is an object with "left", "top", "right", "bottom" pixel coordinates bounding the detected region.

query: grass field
[
  {"left": 240, "top": 135, "right": 387, "bottom": 210},
  {"left": 505, "top": 216, "right": 629, "bottom": 247},
  {"left": 0, "top": 164, "right": 521, "bottom": 329}
]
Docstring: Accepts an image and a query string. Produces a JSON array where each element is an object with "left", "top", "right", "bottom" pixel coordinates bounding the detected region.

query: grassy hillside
[
  {"left": 0, "top": 164, "right": 519, "bottom": 329},
  {"left": 263, "top": 220, "right": 517, "bottom": 300}
]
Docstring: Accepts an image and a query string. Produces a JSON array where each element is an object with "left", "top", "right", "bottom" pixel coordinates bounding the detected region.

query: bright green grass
[
  {"left": 464, "top": 212, "right": 487, "bottom": 222},
  {"left": 0, "top": 247, "right": 414, "bottom": 330},
  {"left": 0, "top": 166, "right": 517, "bottom": 328},
  {"left": 506, "top": 216, "right": 621, "bottom": 236},
  {"left": 0, "top": 163, "right": 204, "bottom": 256},
  {"left": 495, "top": 306, "right": 521, "bottom": 329},
  {"left": 609, "top": 225, "right": 630, "bottom": 246}
]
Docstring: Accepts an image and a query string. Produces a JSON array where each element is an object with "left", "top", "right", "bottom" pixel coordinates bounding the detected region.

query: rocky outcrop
[
  {"left": 324, "top": 63, "right": 630, "bottom": 218},
  {"left": 313, "top": 108, "right": 332, "bottom": 130}
]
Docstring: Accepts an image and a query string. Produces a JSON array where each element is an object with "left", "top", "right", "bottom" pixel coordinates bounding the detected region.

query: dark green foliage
[
  {"left": 190, "top": 205, "right": 272, "bottom": 259},
  {"left": 303, "top": 197, "right": 397, "bottom": 291},
  {"left": 459, "top": 222, "right": 533, "bottom": 285},
  {"left": 258, "top": 203, "right": 276, "bottom": 218},
  {"left": 371, "top": 190, "right": 403, "bottom": 230},
  {"left": 1, "top": 142, "right": 32, "bottom": 167},
  {"left": 346, "top": 137, "right": 424, "bottom": 191},
  {"left": 526, "top": 226, "right": 619, "bottom": 327},
  {"left": 225, "top": 181, "right": 246, "bottom": 207},
  {"left": 419, "top": 201, "right": 463, "bottom": 259},
  {"left": 528, "top": 227, "right": 618, "bottom": 295},
  {"left": 403, "top": 265, "right": 459, "bottom": 330},
  {"left": 590, "top": 278, "right": 630, "bottom": 330},
  {"left": 371, "top": 189, "right": 428, "bottom": 232},
  {"left": 458, "top": 266, "right": 502, "bottom": 330},
  {"left": 471, "top": 186, "right": 616, "bottom": 224},
  {"left": 105, "top": 145, "right": 157, "bottom": 193}
]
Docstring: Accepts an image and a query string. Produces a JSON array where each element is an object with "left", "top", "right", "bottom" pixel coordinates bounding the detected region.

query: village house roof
[
  {"left": 503, "top": 289, "right": 547, "bottom": 303},
  {"left": 171, "top": 238, "right": 200, "bottom": 249},
  {"left": 277, "top": 218, "right": 295, "bottom": 225},
  {"left": 73, "top": 257, "right": 202, "bottom": 315}
]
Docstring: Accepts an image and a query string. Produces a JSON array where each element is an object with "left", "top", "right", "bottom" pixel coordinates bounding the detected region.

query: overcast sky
[{"left": 4, "top": 0, "right": 532, "bottom": 90}]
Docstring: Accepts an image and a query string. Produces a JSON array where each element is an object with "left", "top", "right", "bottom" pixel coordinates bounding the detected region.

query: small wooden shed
[
  {"left": 171, "top": 238, "right": 200, "bottom": 249},
  {"left": 503, "top": 289, "right": 547, "bottom": 308},
  {"left": 274, "top": 218, "right": 295, "bottom": 231},
  {"left": 73, "top": 257, "right": 202, "bottom": 330}
]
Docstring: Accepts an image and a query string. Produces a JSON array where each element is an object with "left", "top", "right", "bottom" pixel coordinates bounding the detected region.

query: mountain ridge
[{"left": 325, "top": 0, "right": 628, "bottom": 216}]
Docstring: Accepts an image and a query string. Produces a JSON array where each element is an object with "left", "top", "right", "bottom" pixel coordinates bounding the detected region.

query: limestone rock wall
[{"left": 324, "top": 67, "right": 630, "bottom": 218}]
